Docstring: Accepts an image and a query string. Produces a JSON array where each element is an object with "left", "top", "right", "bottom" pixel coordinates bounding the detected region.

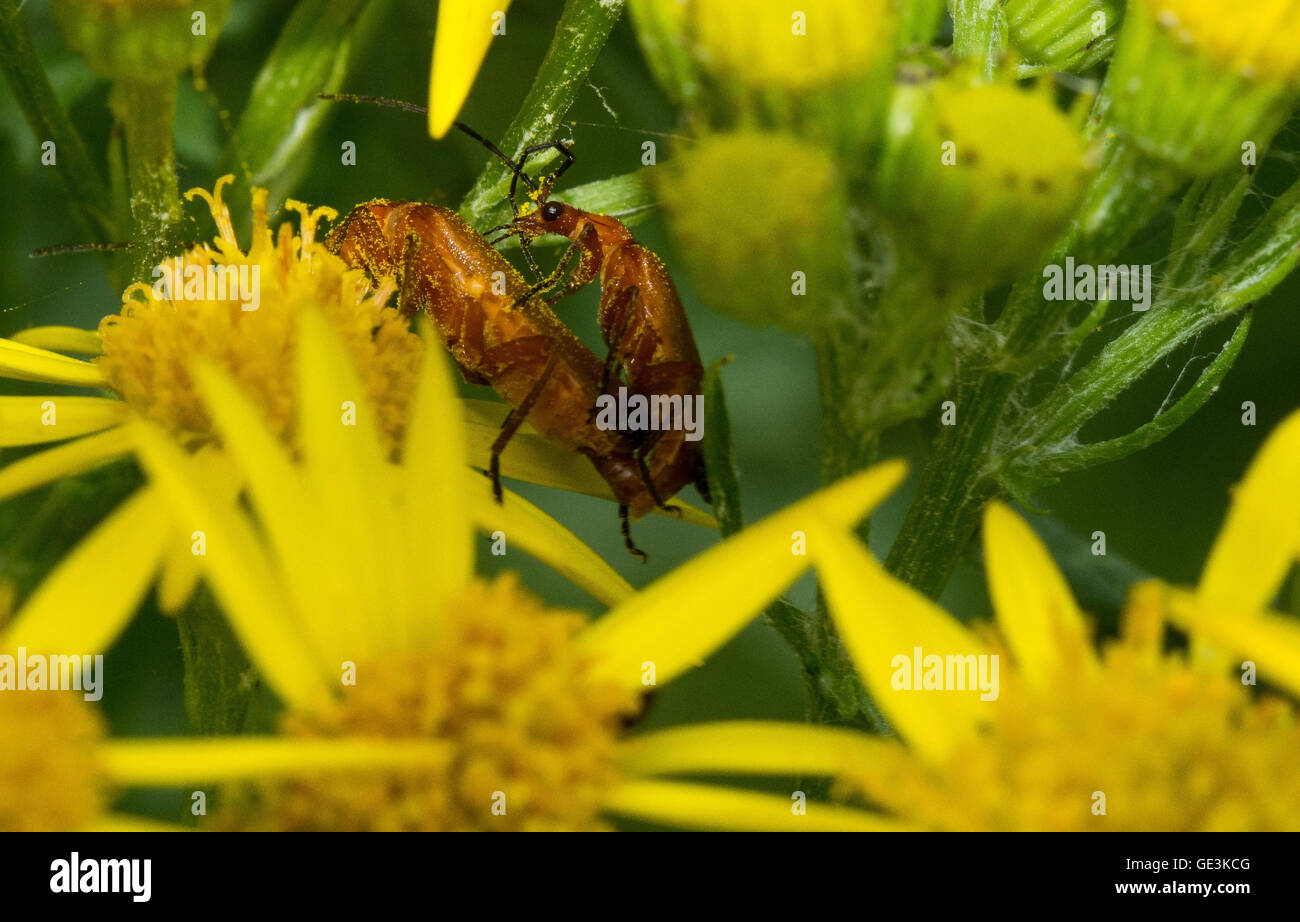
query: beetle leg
[
  {"left": 539, "top": 221, "right": 603, "bottom": 304},
  {"left": 489, "top": 348, "right": 561, "bottom": 503},
  {"left": 633, "top": 442, "right": 682, "bottom": 516},
  {"left": 522, "top": 236, "right": 582, "bottom": 299},
  {"left": 395, "top": 231, "right": 427, "bottom": 318},
  {"left": 619, "top": 504, "right": 648, "bottom": 563},
  {"left": 600, "top": 284, "right": 639, "bottom": 395}
]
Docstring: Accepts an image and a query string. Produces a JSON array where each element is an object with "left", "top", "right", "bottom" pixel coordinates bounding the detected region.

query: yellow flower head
[
  {"left": 804, "top": 435, "right": 1300, "bottom": 830},
  {"left": 99, "top": 176, "right": 422, "bottom": 456},
  {"left": 217, "top": 574, "right": 637, "bottom": 831},
  {"left": 112, "top": 309, "right": 910, "bottom": 831},
  {"left": 844, "top": 577, "right": 1300, "bottom": 831},
  {"left": 0, "top": 689, "right": 105, "bottom": 831},
  {"left": 658, "top": 131, "right": 847, "bottom": 332}
]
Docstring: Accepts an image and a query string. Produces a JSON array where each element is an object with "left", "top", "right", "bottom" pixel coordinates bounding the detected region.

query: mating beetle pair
[{"left": 322, "top": 99, "right": 708, "bottom": 559}]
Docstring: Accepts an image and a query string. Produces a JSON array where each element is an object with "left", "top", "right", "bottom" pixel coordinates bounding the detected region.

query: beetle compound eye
[{"left": 542, "top": 202, "right": 564, "bottom": 221}]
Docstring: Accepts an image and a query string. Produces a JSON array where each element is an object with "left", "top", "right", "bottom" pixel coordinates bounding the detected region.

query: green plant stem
[
  {"left": 884, "top": 370, "right": 1011, "bottom": 598},
  {"left": 0, "top": 0, "right": 115, "bottom": 242},
  {"left": 177, "top": 586, "right": 258, "bottom": 735},
  {"left": 459, "top": 0, "right": 626, "bottom": 224},
  {"left": 885, "top": 140, "right": 1181, "bottom": 598},
  {"left": 110, "top": 79, "right": 184, "bottom": 278},
  {"left": 948, "top": 0, "right": 1004, "bottom": 81}
]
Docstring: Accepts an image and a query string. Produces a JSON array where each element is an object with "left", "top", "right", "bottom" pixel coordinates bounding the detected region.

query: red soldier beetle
[
  {"left": 325, "top": 195, "right": 656, "bottom": 559},
  {"left": 481, "top": 138, "right": 711, "bottom": 514}
]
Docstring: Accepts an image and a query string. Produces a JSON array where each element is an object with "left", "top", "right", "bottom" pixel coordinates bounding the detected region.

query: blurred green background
[{"left": 2, "top": 0, "right": 1299, "bottom": 819}]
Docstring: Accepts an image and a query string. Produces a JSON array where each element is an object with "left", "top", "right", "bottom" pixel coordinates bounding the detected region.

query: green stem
[
  {"left": 884, "top": 369, "right": 1011, "bottom": 598},
  {"left": 459, "top": 0, "right": 625, "bottom": 224},
  {"left": 177, "top": 586, "right": 259, "bottom": 735},
  {"left": 886, "top": 140, "right": 1181, "bottom": 598},
  {"left": 948, "top": 0, "right": 1004, "bottom": 81},
  {"left": 110, "top": 79, "right": 184, "bottom": 278},
  {"left": 0, "top": 0, "right": 115, "bottom": 242}
]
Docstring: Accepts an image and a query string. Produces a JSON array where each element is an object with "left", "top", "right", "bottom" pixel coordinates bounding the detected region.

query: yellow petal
[
  {"left": 1, "top": 485, "right": 167, "bottom": 655},
  {"left": 128, "top": 419, "right": 331, "bottom": 710},
  {"left": 0, "top": 337, "right": 107, "bottom": 387},
  {"left": 601, "top": 779, "right": 912, "bottom": 831},
  {"left": 983, "top": 502, "right": 1095, "bottom": 685},
  {"left": 8, "top": 325, "right": 103, "bottom": 355},
  {"left": 463, "top": 399, "right": 717, "bottom": 527},
  {"left": 155, "top": 446, "right": 244, "bottom": 615},
  {"left": 429, "top": 0, "right": 513, "bottom": 138},
  {"left": 0, "top": 425, "right": 132, "bottom": 503},
  {"left": 1167, "top": 588, "right": 1300, "bottom": 699},
  {"left": 295, "top": 309, "right": 394, "bottom": 659},
  {"left": 156, "top": 531, "right": 202, "bottom": 615},
  {"left": 0, "top": 396, "right": 126, "bottom": 446},
  {"left": 466, "top": 471, "right": 633, "bottom": 606},
  {"left": 815, "top": 535, "right": 993, "bottom": 762},
  {"left": 618, "top": 720, "right": 898, "bottom": 779},
  {"left": 402, "top": 325, "right": 473, "bottom": 625},
  {"left": 101, "top": 737, "right": 451, "bottom": 786},
  {"left": 576, "top": 461, "right": 906, "bottom": 692},
  {"left": 188, "top": 359, "right": 347, "bottom": 661},
  {"left": 1199, "top": 409, "right": 1300, "bottom": 612}
]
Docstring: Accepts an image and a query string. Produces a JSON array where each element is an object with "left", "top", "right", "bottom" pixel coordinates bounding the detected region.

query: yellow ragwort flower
[
  {"left": 0, "top": 176, "right": 701, "bottom": 662},
  {"left": 8, "top": 311, "right": 911, "bottom": 831},
  {"left": 687, "top": 0, "right": 894, "bottom": 92},
  {"left": 618, "top": 411, "right": 1300, "bottom": 830}
]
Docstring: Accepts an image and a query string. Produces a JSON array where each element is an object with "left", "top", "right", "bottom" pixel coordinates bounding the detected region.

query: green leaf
[
  {"left": 1014, "top": 310, "right": 1252, "bottom": 479},
  {"left": 219, "top": 0, "right": 373, "bottom": 197},
  {"left": 1216, "top": 175, "right": 1300, "bottom": 309},
  {"left": 1165, "top": 169, "right": 1252, "bottom": 289},
  {"left": 701, "top": 358, "right": 741, "bottom": 537}
]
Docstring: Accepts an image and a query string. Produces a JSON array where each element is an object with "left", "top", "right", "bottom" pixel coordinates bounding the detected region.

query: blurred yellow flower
[
  {"left": 618, "top": 411, "right": 1300, "bottom": 830},
  {"left": 89, "top": 311, "right": 910, "bottom": 831}
]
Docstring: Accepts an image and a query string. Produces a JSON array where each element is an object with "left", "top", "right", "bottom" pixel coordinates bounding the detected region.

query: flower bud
[
  {"left": 629, "top": 0, "right": 896, "bottom": 156},
  {"left": 657, "top": 131, "right": 848, "bottom": 333},
  {"left": 1004, "top": 0, "right": 1124, "bottom": 72},
  {"left": 52, "top": 0, "right": 229, "bottom": 84},
  {"left": 873, "top": 78, "right": 1095, "bottom": 293},
  {"left": 1108, "top": 0, "right": 1300, "bottom": 173}
]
